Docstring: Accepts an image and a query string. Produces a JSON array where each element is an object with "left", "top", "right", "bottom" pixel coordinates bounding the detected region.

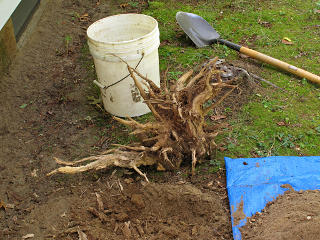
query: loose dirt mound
[
  {"left": 241, "top": 190, "right": 320, "bottom": 240},
  {"left": 60, "top": 182, "right": 231, "bottom": 240}
]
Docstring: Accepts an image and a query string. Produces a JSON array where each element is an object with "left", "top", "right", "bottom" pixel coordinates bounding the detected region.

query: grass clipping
[{"left": 48, "top": 57, "right": 238, "bottom": 181}]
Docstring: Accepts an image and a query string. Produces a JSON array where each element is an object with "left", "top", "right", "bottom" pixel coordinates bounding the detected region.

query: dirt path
[{"left": 0, "top": 1, "right": 232, "bottom": 239}]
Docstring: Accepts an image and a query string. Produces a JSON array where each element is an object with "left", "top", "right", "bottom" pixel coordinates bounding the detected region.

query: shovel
[{"left": 176, "top": 12, "right": 320, "bottom": 85}]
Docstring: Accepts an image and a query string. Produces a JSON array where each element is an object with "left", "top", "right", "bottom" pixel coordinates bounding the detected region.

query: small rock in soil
[
  {"left": 130, "top": 194, "right": 145, "bottom": 208},
  {"left": 114, "top": 212, "right": 129, "bottom": 222}
]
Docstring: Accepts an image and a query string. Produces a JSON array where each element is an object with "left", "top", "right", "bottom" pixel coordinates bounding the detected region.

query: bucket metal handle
[{"left": 93, "top": 53, "right": 145, "bottom": 91}]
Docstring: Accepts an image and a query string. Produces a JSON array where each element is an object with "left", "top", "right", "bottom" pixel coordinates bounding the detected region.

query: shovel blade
[{"left": 176, "top": 12, "right": 220, "bottom": 47}]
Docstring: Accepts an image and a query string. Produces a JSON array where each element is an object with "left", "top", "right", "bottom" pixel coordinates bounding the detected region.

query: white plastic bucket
[{"left": 87, "top": 14, "right": 160, "bottom": 117}]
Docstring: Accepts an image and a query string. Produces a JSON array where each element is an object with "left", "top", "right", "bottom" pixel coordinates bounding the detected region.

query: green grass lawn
[{"left": 142, "top": 0, "right": 320, "bottom": 163}]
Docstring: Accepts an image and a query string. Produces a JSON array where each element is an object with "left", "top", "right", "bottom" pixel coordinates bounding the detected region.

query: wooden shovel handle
[{"left": 240, "top": 47, "right": 320, "bottom": 85}]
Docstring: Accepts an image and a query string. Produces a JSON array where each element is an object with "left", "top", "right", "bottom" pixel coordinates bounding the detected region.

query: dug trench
[{"left": 0, "top": 0, "right": 264, "bottom": 239}]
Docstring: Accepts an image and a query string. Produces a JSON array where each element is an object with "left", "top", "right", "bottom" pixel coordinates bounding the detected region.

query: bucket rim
[{"left": 87, "top": 13, "right": 159, "bottom": 45}]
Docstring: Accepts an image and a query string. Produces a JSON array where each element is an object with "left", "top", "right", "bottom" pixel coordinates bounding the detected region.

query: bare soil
[
  {"left": 0, "top": 1, "right": 235, "bottom": 239},
  {"left": 241, "top": 190, "right": 320, "bottom": 240}
]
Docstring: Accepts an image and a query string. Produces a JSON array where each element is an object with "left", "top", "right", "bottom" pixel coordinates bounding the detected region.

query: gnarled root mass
[{"left": 48, "top": 57, "right": 238, "bottom": 181}]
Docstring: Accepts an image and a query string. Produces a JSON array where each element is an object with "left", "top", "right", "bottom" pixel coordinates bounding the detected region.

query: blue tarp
[{"left": 225, "top": 156, "right": 320, "bottom": 240}]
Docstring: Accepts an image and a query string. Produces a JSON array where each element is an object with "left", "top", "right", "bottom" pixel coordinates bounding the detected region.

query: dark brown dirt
[
  {"left": 241, "top": 190, "right": 320, "bottom": 240},
  {"left": 0, "top": 0, "right": 234, "bottom": 239},
  {"left": 54, "top": 181, "right": 232, "bottom": 240}
]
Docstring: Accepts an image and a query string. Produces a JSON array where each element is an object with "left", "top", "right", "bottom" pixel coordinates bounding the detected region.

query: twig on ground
[
  {"left": 88, "top": 207, "right": 108, "bottom": 223},
  {"left": 234, "top": 66, "right": 286, "bottom": 91}
]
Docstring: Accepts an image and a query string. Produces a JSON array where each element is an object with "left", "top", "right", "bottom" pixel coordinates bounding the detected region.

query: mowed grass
[{"left": 143, "top": 0, "right": 320, "bottom": 162}]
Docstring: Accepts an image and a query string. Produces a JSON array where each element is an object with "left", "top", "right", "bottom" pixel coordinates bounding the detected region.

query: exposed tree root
[
  {"left": 48, "top": 150, "right": 155, "bottom": 182},
  {"left": 48, "top": 57, "right": 239, "bottom": 179}
]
